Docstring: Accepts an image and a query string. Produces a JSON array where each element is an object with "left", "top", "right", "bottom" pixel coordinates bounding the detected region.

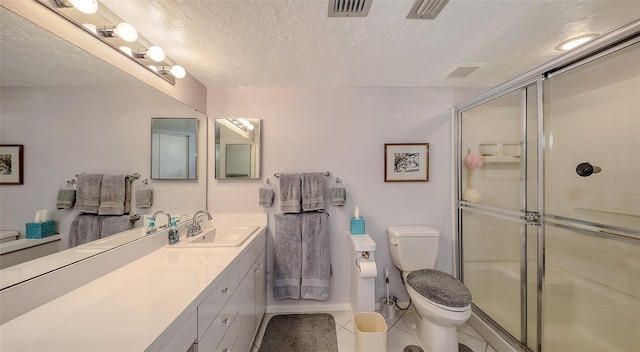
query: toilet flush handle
[{"left": 390, "top": 238, "right": 398, "bottom": 246}]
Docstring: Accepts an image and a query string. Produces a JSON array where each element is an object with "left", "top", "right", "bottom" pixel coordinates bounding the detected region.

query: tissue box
[
  {"left": 350, "top": 217, "right": 365, "bottom": 235},
  {"left": 26, "top": 221, "right": 56, "bottom": 238}
]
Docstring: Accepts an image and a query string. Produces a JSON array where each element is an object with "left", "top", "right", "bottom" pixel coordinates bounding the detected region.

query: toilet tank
[{"left": 387, "top": 226, "right": 440, "bottom": 272}]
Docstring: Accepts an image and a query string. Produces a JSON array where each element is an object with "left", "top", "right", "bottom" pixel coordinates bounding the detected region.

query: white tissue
[
  {"left": 355, "top": 206, "right": 360, "bottom": 219},
  {"left": 358, "top": 261, "right": 377, "bottom": 278},
  {"left": 34, "top": 209, "right": 48, "bottom": 223}
]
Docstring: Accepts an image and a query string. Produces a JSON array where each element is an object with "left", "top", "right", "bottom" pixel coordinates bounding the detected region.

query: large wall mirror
[
  {"left": 0, "top": 7, "right": 207, "bottom": 290},
  {"left": 151, "top": 118, "right": 198, "bottom": 180},
  {"left": 215, "top": 118, "right": 261, "bottom": 179}
]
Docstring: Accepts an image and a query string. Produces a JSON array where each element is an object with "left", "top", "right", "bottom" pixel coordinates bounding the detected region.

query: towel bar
[
  {"left": 274, "top": 171, "right": 331, "bottom": 178},
  {"left": 274, "top": 212, "right": 330, "bottom": 218},
  {"left": 75, "top": 173, "right": 141, "bottom": 180}
]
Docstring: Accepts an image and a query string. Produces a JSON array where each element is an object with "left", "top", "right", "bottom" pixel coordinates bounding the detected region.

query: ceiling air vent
[
  {"left": 328, "top": 0, "right": 372, "bottom": 17},
  {"left": 445, "top": 64, "right": 484, "bottom": 78},
  {"left": 407, "top": 0, "right": 449, "bottom": 19}
]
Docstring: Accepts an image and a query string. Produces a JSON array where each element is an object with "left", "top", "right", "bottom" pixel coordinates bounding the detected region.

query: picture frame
[
  {"left": 384, "top": 143, "right": 429, "bottom": 182},
  {"left": 0, "top": 144, "right": 24, "bottom": 185}
]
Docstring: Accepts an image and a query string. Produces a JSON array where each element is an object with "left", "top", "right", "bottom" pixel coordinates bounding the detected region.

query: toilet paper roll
[{"left": 358, "top": 261, "right": 377, "bottom": 278}]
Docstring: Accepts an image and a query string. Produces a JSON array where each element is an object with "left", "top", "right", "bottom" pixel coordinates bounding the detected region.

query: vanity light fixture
[
  {"left": 54, "top": 0, "right": 98, "bottom": 14},
  {"left": 158, "top": 65, "right": 187, "bottom": 79},
  {"left": 228, "top": 118, "right": 255, "bottom": 132},
  {"left": 134, "top": 46, "right": 166, "bottom": 62},
  {"left": 556, "top": 34, "right": 598, "bottom": 51},
  {"left": 98, "top": 23, "right": 138, "bottom": 42}
]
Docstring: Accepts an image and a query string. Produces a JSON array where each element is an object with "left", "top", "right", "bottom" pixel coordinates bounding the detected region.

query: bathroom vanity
[{"left": 0, "top": 214, "right": 267, "bottom": 352}]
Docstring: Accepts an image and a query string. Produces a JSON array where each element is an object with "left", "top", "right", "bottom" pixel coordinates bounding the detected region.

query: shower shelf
[{"left": 479, "top": 143, "right": 521, "bottom": 164}]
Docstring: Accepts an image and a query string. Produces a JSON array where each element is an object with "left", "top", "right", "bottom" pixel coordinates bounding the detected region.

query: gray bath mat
[
  {"left": 259, "top": 313, "right": 338, "bottom": 352},
  {"left": 404, "top": 343, "right": 473, "bottom": 352}
]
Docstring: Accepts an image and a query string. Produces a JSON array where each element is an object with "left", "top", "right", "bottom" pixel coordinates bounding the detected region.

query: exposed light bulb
[
  {"left": 556, "top": 34, "right": 598, "bottom": 51},
  {"left": 147, "top": 46, "right": 166, "bottom": 62},
  {"left": 69, "top": 0, "right": 98, "bottom": 14},
  {"left": 242, "top": 120, "right": 251, "bottom": 127},
  {"left": 169, "top": 65, "right": 186, "bottom": 79},
  {"left": 82, "top": 23, "right": 97, "bottom": 34},
  {"left": 115, "top": 23, "right": 138, "bottom": 43},
  {"left": 119, "top": 46, "right": 133, "bottom": 56},
  {"left": 247, "top": 124, "right": 255, "bottom": 131}
]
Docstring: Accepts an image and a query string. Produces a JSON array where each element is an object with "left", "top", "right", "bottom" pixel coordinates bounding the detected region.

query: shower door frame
[{"left": 454, "top": 19, "right": 640, "bottom": 352}]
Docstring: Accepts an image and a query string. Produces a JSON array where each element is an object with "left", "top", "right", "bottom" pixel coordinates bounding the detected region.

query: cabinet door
[
  {"left": 231, "top": 267, "right": 256, "bottom": 352},
  {"left": 255, "top": 250, "right": 266, "bottom": 329}
]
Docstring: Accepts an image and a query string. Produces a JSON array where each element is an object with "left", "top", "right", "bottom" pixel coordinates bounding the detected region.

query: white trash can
[{"left": 354, "top": 312, "right": 387, "bottom": 352}]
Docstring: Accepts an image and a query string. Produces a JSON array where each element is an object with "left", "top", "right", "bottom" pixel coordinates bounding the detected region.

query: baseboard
[
  {"left": 468, "top": 313, "right": 517, "bottom": 352},
  {"left": 266, "top": 303, "right": 352, "bottom": 314}
]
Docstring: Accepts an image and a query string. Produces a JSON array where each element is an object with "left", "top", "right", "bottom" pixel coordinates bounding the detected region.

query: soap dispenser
[
  {"left": 146, "top": 217, "right": 157, "bottom": 236},
  {"left": 168, "top": 217, "right": 180, "bottom": 245}
]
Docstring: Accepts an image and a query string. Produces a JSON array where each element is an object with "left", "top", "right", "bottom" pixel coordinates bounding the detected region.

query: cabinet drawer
[{"left": 197, "top": 305, "right": 239, "bottom": 352}]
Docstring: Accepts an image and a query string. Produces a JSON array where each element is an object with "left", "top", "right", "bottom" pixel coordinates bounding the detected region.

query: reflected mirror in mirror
[
  {"left": 215, "top": 118, "right": 261, "bottom": 179},
  {"left": 151, "top": 118, "right": 198, "bottom": 180}
]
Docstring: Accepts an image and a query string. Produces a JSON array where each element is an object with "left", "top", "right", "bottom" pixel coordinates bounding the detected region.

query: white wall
[
  {"left": 0, "top": 86, "right": 207, "bottom": 248},
  {"left": 207, "top": 87, "right": 485, "bottom": 309}
]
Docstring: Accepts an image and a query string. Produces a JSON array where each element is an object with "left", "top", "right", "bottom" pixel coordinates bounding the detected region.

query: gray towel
[
  {"left": 68, "top": 214, "right": 101, "bottom": 248},
  {"left": 135, "top": 188, "right": 153, "bottom": 208},
  {"left": 330, "top": 179, "right": 346, "bottom": 206},
  {"left": 124, "top": 177, "right": 132, "bottom": 214},
  {"left": 259, "top": 182, "right": 274, "bottom": 207},
  {"left": 74, "top": 174, "right": 103, "bottom": 214},
  {"left": 100, "top": 215, "right": 132, "bottom": 238},
  {"left": 301, "top": 173, "right": 325, "bottom": 212},
  {"left": 56, "top": 189, "right": 76, "bottom": 209},
  {"left": 98, "top": 174, "right": 127, "bottom": 215},
  {"left": 279, "top": 173, "right": 301, "bottom": 214},
  {"left": 273, "top": 214, "right": 302, "bottom": 300},
  {"left": 301, "top": 212, "right": 330, "bottom": 301}
]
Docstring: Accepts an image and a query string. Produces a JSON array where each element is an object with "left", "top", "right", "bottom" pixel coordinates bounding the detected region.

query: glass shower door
[
  {"left": 542, "top": 40, "right": 640, "bottom": 352},
  {"left": 459, "top": 85, "right": 538, "bottom": 350}
]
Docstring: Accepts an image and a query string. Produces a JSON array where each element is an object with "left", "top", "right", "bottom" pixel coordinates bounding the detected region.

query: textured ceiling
[{"left": 101, "top": 0, "right": 640, "bottom": 88}]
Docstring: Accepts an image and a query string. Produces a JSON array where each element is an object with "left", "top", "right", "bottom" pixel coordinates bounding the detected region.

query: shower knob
[{"left": 576, "top": 162, "right": 601, "bottom": 177}]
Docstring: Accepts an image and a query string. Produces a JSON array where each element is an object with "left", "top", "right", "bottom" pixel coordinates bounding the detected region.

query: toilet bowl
[{"left": 388, "top": 226, "right": 472, "bottom": 352}]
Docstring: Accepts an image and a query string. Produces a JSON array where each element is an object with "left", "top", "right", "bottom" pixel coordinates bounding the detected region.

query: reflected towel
[
  {"left": 74, "top": 174, "right": 103, "bottom": 214},
  {"left": 259, "top": 182, "right": 275, "bottom": 207},
  {"left": 279, "top": 173, "right": 301, "bottom": 214},
  {"left": 98, "top": 174, "right": 127, "bottom": 215},
  {"left": 100, "top": 215, "right": 132, "bottom": 238},
  {"left": 273, "top": 214, "right": 302, "bottom": 300},
  {"left": 301, "top": 212, "right": 330, "bottom": 301},
  {"left": 329, "top": 179, "right": 346, "bottom": 206},
  {"left": 68, "top": 214, "right": 101, "bottom": 248},
  {"left": 124, "top": 177, "right": 132, "bottom": 214},
  {"left": 301, "top": 173, "right": 325, "bottom": 212},
  {"left": 56, "top": 189, "right": 76, "bottom": 209},
  {"left": 135, "top": 188, "right": 153, "bottom": 208}
]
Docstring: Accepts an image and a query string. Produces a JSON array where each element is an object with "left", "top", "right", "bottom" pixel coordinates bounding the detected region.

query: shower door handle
[{"left": 576, "top": 162, "right": 601, "bottom": 177}]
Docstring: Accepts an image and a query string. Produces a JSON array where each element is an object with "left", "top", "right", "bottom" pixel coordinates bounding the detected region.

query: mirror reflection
[
  {"left": 0, "top": 7, "right": 207, "bottom": 290},
  {"left": 151, "top": 118, "right": 198, "bottom": 180},
  {"left": 215, "top": 118, "right": 261, "bottom": 179}
]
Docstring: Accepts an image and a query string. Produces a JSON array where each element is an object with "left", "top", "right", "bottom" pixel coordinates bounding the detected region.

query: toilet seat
[{"left": 406, "top": 269, "right": 472, "bottom": 311}]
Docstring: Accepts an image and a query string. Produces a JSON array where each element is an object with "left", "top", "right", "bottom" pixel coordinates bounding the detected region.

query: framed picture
[
  {"left": 384, "top": 143, "right": 429, "bottom": 182},
  {"left": 0, "top": 145, "right": 24, "bottom": 185}
]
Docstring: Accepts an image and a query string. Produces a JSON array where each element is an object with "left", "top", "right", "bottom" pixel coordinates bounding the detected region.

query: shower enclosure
[{"left": 455, "top": 22, "right": 639, "bottom": 352}]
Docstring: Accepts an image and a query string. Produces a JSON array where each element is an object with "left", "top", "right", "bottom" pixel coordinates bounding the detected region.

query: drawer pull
[
  {"left": 222, "top": 318, "right": 229, "bottom": 325},
  {"left": 220, "top": 287, "right": 229, "bottom": 295}
]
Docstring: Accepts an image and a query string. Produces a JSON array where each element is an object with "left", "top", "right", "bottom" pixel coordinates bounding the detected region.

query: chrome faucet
[
  {"left": 151, "top": 211, "right": 172, "bottom": 230},
  {"left": 186, "top": 210, "right": 212, "bottom": 237}
]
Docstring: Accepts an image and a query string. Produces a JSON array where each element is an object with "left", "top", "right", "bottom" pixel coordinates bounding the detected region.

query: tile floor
[{"left": 251, "top": 309, "right": 496, "bottom": 352}]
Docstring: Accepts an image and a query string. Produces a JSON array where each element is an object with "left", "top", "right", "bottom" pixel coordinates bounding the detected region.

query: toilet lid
[{"left": 406, "top": 269, "right": 472, "bottom": 309}]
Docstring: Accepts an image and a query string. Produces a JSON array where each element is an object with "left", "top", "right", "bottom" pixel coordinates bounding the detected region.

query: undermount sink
[{"left": 169, "top": 225, "right": 259, "bottom": 248}]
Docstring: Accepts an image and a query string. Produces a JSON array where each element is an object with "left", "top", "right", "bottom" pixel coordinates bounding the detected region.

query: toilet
[{"left": 387, "top": 226, "right": 472, "bottom": 352}]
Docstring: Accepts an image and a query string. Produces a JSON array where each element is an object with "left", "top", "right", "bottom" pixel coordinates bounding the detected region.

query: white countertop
[{"left": 0, "top": 220, "right": 266, "bottom": 351}]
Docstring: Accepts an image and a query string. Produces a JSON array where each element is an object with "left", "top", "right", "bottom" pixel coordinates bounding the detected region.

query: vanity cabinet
[{"left": 195, "top": 231, "right": 266, "bottom": 352}]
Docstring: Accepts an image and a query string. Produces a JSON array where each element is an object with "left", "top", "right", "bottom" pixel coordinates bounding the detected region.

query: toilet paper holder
[{"left": 355, "top": 251, "right": 370, "bottom": 268}]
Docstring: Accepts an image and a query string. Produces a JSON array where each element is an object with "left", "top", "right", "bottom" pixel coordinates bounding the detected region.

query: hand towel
[
  {"left": 100, "top": 215, "right": 132, "bottom": 238},
  {"left": 68, "top": 213, "right": 101, "bottom": 248},
  {"left": 74, "top": 174, "right": 103, "bottom": 214},
  {"left": 123, "top": 177, "right": 132, "bottom": 214},
  {"left": 279, "top": 173, "right": 301, "bottom": 214},
  {"left": 135, "top": 185, "right": 153, "bottom": 208},
  {"left": 56, "top": 189, "right": 76, "bottom": 209},
  {"left": 259, "top": 182, "right": 275, "bottom": 207},
  {"left": 301, "top": 212, "right": 331, "bottom": 301},
  {"left": 330, "top": 178, "right": 346, "bottom": 206},
  {"left": 98, "top": 174, "right": 127, "bottom": 215},
  {"left": 273, "top": 214, "right": 302, "bottom": 300},
  {"left": 301, "top": 172, "right": 325, "bottom": 212}
]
